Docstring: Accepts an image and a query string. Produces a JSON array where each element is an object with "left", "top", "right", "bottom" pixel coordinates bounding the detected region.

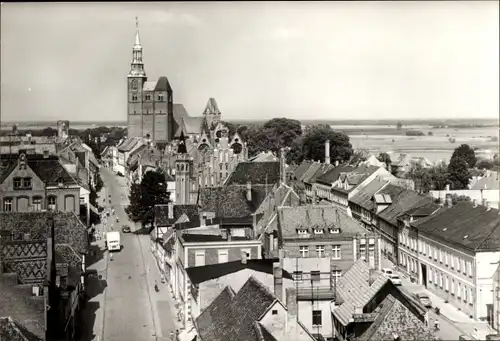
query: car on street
[
  {"left": 414, "top": 293, "right": 432, "bottom": 308},
  {"left": 381, "top": 268, "right": 394, "bottom": 277},
  {"left": 122, "top": 225, "right": 131, "bottom": 233},
  {"left": 388, "top": 274, "right": 402, "bottom": 286}
]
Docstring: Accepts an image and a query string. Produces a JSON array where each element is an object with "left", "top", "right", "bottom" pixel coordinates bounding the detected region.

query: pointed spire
[
  {"left": 178, "top": 131, "right": 187, "bottom": 154},
  {"left": 134, "top": 16, "right": 141, "bottom": 47}
]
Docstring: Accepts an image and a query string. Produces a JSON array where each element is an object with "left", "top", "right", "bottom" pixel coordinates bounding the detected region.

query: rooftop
[
  {"left": 292, "top": 160, "right": 313, "bottom": 181},
  {"left": 180, "top": 234, "right": 251, "bottom": 244},
  {"left": 186, "top": 258, "right": 293, "bottom": 285},
  {"left": 316, "top": 163, "right": 356, "bottom": 186},
  {"left": 349, "top": 177, "right": 390, "bottom": 209},
  {"left": 413, "top": 201, "right": 500, "bottom": 252},
  {"left": 470, "top": 171, "right": 500, "bottom": 190},
  {"left": 378, "top": 188, "right": 430, "bottom": 225},
  {"left": 225, "top": 161, "right": 280, "bottom": 186},
  {"left": 155, "top": 204, "right": 199, "bottom": 227},
  {"left": 277, "top": 205, "right": 368, "bottom": 240},
  {"left": 0, "top": 316, "right": 44, "bottom": 341},
  {"left": 0, "top": 212, "right": 89, "bottom": 254},
  {"left": 195, "top": 276, "right": 277, "bottom": 341}
]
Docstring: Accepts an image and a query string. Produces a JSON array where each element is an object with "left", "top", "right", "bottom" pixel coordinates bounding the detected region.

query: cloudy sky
[{"left": 1, "top": 1, "right": 498, "bottom": 122}]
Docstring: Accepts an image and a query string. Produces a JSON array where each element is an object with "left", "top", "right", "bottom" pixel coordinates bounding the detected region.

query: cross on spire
[{"left": 135, "top": 16, "right": 139, "bottom": 29}]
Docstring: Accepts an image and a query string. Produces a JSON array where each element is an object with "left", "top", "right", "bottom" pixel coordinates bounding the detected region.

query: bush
[{"left": 405, "top": 130, "right": 425, "bottom": 136}]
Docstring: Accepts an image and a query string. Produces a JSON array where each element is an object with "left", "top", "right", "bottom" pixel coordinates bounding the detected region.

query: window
[
  {"left": 468, "top": 287, "right": 473, "bottom": 304},
  {"left": 297, "top": 229, "right": 308, "bottom": 235},
  {"left": 225, "top": 163, "right": 228, "bottom": 170},
  {"left": 332, "top": 270, "right": 341, "bottom": 283},
  {"left": 368, "top": 242, "right": 375, "bottom": 259},
  {"left": 13, "top": 177, "right": 22, "bottom": 189},
  {"left": 463, "top": 286, "right": 468, "bottom": 302},
  {"left": 195, "top": 251, "right": 205, "bottom": 267},
  {"left": 293, "top": 271, "right": 303, "bottom": 281},
  {"left": 272, "top": 310, "right": 278, "bottom": 315},
  {"left": 218, "top": 250, "right": 228, "bottom": 264},
  {"left": 312, "top": 310, "right": 322, "bottom": 326},
  {"left": 451, "top": 279, "right": 455, "bottom": 294},
  {"left": 22, "top": 178, "right": 32, "bottom": 189},
  {"left": 3, "top": 198, "right": 13, "bottom": 212},
  {"left": 360, "top": 244, "right": 366, "bottom": 260},
  {"left": 423, "top": 242, "right": 426, "bottom": 255},
  {"left": 314, "top": 228, "right": 324, "bottom": 235},
  {"left": 316, "top": 245, "right": 325, "bottom": 257},
  {"left": 462, "top": 259, "right": 466, "bottom": 274},
  {"left": 457, "top": 282, "right": 461, "bottom": 298},
  {"left": 158, "top": 93, "right": 164, "bottom": 101},
  {"left": 457, "top": 258, "right": 461, "bottom": 272},
  {"left": 310, "top": 271, "right": 320, "bottom": 282},
  {"left": 419, "top": 241, "right": 422, "bottom": 253},
  {"left": 32, "top": 197, "right": 42, "bottom": 211},
  {"left": 445, "top": 276, "right": 449, "bottom": 291},
  {"left": 467, "top": 261, "right": 472, "bottom": 277},
  {"left": 445, "top": 252, "right": 449, "bottom": 266},
  {"left": 429, "top": 269, "right": 433, "bottom": 283},
  {"left": 439, "top": 273, "right": 443, "bottom": 288},
  {"left": 47, "top": 196, "right": 56, "bottom": 211},
  {"left": 439, "top": 249, "right": 443, "bottom": 263},
  {"left": 332, "top": 245, "right": 341, "bottom": 259},
  {"left": 132, "top": 94, "right": 138, "bottom": 101},
  {"left": 145, "top": 94, "right": 151, "bottom": 101},
  {"left": 451, "top": 256, "right": 455, "bottom": 269},
  {"left": 219, "top": 164, "right": 223, "bottom": 171},
  {"left": 434, "top": 247, "right": 438, "bottom": 260},
  {"left": 299, "top": 246, "right": 309, "bottom": 258},
  {"left": 330, "top": 228, "right": 340, "bottom": 234}
]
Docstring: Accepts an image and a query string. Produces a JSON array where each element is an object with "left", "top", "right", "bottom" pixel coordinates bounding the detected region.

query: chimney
[
  {"left": 325, "top": 140, "right": 331, "bottom": 165},
  {"left": 445, "top": 184, "right": 450, "bottom": 191},
  {"left": 227, "top": 229, "right": 232, "bottom": 242},
  {"left": 168, "top": 202, "right": 174, "bottom": 220},
  {"left": 273, "top": 264, "right": 283, "bottom": 302},
  {"left": 286, "top": 288, "right": 298, "bottom": 319},
  {"left": 241, "top": 250, "right": 247, "bottom": 264},
  {"left": 368, "top": 269, "right": 376, "bottom": 286},
  {"left": 482, "top": 198, "right": 487, "bottom": 207},
  {"left": 486, "top": 202, "right": 491, "bottom": 211},
  {"left": 280, "top": 148, "right": 286, "bottom": 184},
  {"left": 473, "top": 199, "right": 478, "bottom": 208},
  {"left": 43, "top": 150, "right": 50, "bottom": 158},
  {"left": 201, "top": 213, "right": 207, "bottom": 227},
  {"left": 445, "top": 194, "right": 453, "bottom": 208},
  {"left": 335, "top": 160, "right": 339, "bottom": 167},
  {"left": 246, "top": 181, "right": 252, "bottom": 201}
]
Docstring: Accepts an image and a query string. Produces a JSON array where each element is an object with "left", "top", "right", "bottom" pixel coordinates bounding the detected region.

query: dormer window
[
  {"left": 330, "top": 228, "right": 341, "bottom": 234},
  {"left": 314, "top": 228, "right": 324, "bottom": 235},
  {"left": 297, "top": 229, "right": 308, "bottom": 235}
]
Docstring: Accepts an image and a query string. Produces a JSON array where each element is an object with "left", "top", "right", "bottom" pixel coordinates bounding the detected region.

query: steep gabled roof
[
  {"left": 349, "top": 177, "right": 390, "bottom": 209},
  {"left": 203, "top": 98, "right": 220, "bottom": 114},
  {"left": 300, "top": 162, "right": 323, "bottom": 183},
  {"left": 378, "top": 189, "right": 429, "bottom": 226},
  {"left": 154, "top": 76, "right": 172, "bottom": 91},
  {"left": 195, "top": 276, "right": 277, "bottom": 341},
  {"left": 413, "top": 201, "right": 500, "bottom": 252},
  {"left": 316, "top": 163, "right": 356, "bottom": 186},
  {"left": 225, "top": 162, "right": 280, "bottom": 186},
  {"left": 173, "top": 103, "right": 190, "bottom": 128},
  {"left": 292, "top": 160, "right": 313, "bottom": 181}
]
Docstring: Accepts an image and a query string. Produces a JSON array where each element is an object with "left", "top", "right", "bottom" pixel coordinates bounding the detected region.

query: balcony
[{"left": 296, "top": 286, "right": 336, "bottom": 301}]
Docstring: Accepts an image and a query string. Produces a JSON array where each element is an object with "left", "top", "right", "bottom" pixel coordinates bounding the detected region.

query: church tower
[
  {"left": 127, "top": 17, "right": 147, "bottom": 139},
  {"left": 175, "top": 131, "right": 193, "bottom": 205},
  {"left": 202, "top": 98, "right": 222, "bottom": 132}
]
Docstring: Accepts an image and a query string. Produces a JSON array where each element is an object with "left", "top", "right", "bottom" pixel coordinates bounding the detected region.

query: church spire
[{"left": 129, "top": 16, "right": 146, "bottom": 78}]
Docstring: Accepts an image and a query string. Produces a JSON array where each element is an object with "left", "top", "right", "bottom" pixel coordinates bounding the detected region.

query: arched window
[
  {"left": 47, "top": 196, "right": 57, "bottom": 211},
  {"left": 181, "top": 164, "right": 184, "bottom": 171}
]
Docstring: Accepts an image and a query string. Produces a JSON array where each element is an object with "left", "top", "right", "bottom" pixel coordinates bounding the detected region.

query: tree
[
  {"left": 349, "top": 149, "right": 369, "bottom": 166},
  {"left": 125, "top": 170, "right": 170, "bottom": 230},
  {"left": 451, "top": 144, "right": 476, "bottom": 168},
  {"left": 450, "top": 194, "right": 471, "bottom": 205},
  {"left": 377, "top": 152, "right": 392, "bottom": 169},
  {"left": 300, "top": 125, "right": 353, "bottom": 163},
  {"left": 476, "top": 158, "right": 494, "bottom": 170},
  {"left": 447, "top": 156, "right": 471, "bottom": 190},
  {"left": 396, "top": 122, "right": 402, "bottom": 131},
  {"left": 263, "top": 118, "right": 302, "bottom": 138},
  {"left": 220, "top": 121, "right": 238, "bottom": 137}
]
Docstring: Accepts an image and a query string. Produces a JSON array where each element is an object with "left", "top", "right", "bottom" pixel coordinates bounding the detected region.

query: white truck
[{"left": 106, "top": 231, "right": 121, "bottom": 252}]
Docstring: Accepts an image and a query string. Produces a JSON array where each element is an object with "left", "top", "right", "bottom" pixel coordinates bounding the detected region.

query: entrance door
[
  {"left": 421, "top": 263, "right": 427, "bottom": 288},
  {"left": 486, "top": 304, "right": 493, "bottom": 328}
]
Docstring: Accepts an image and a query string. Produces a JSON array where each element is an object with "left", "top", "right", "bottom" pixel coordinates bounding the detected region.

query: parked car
[
  {"left": 122, "top": 225, "right": 131, "bottom": 233},
  {"left": 381, "top": 268, "right": 394, "bottom": 277},
  {"left": 389, "top": 274, "right": 402, "bottom": 286},
  {"left": 414, "top": 293, "right": 432, "bottom": 308}
]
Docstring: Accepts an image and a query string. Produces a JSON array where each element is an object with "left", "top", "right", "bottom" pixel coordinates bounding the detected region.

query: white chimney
[
  {"left": 168, "top": 202, "right": 174, "bottom": 219},
  {"left": 486, "top": 202, "right": 491, "bottom": 211},
  {"left": 201, "top": 213, "right": 207, "bottom": 227},
  {"left": 335, "top": 160, "right": 339, "bottom": 167},
  {"left": 325, "top": 140, "right": 331, "bottom": 165},
  {"left": 246, "top": 181, "right": 252, "bottom": 201},
  {"left": 241, "top": 250, "right": 247, "bottom": 264},
  {"left": 445, "top": 194, "right": 453, "bottom": 208},
  {"left": 445, "top": 184, "right": 450, "bottom": 191},
  {"left": 473, "top": 199, "right": 478, "bottom": 208},
  {"left": 43, "top": 150, "right": 50, "bottom": 158},
  {"left": 273, "top": 264, "right": 283, "bottom": 302}
]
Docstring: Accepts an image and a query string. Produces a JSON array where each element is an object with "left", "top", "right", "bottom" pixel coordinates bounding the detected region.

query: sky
[{"left": 1, "top": 1, "right": 499, "bottom": 123}]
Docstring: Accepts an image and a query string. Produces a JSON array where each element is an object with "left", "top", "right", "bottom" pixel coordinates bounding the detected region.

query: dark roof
[
  {"left": 402, "top": 201, "right": 440, "bottom": 218},
  {"left": 349, "top": 177, "right": 390, "bottom": 209},
  {"left": 117, "top": 137, "right": 141, "bottom": 152},
  {"left": 300, "top": 162, "right": 323, "bottom": 182},
  {"left": 254, "top": 322, "right": 278, "bottom": 341},
  {"left": 195, "top": 276, "right": 277, "bottom": 341},
  {"left": 0, "top": 212, "right": 89, "bottom": 254},
  {"left": 175, "top": 215, "right": 259, "bottom": 231},
  {"left": 0, "top": 154, "right": 77, "bottom": 186},
  {"left": 154, "top": 76, "right": 171, "bottom": 91},
  {"left": 292, "top": 160, "right": 313, "bottom": 180},
  {"left": 413, "top": 201, "right": 500, "bottom": 252},
  {"left": 186, "top": 258, "right": 293, "bottom": 285},
  {"left": 173, "top": 103, "right": 189, "bottom": 127},
  {"left": 180, "top": 234, "right": 251, "bottom": 243},
  {"left": 378, "top": 189, "right": 429, "bottom": 226},
  {"left": 307, "top": 163, "right": 335, "bottom": 184},
  {"left": 177, "top": 131, "right": 187, "bottom": 154},
  {"left": 316, "top": 163, "right": 355, "bottom": 185},
  {"left": 225, "top": 162, "right": 280, "bottom": 186},
  {"left": 0, "top": 281, "right": 46, "bottom": 340},
  {"left": 199, "top": 185, "right": 272, "bottom": 218},
  {"left": 155, "top": 204, "right": 199, "bottom": 227},
  {"left": 0, "top": 317, "right": 44, "bottom": 341}
]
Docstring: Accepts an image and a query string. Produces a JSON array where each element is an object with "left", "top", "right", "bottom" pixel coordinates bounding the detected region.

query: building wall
[
  {"left": 298, "top": 300, "right": 333, "bottom": 338},
  {"left": 186, "top": 243, "right": 261, "bottom": 268},
  {"left": 260, "top": 301, "right": 287, "bottom": 337},
  {"left": 493, "top": 265, "right": 500, "bottom": 332},
  {"left": 430, "top": 189, "right": 499, "bottom": 209},
  {"left": 128, "top": 115, "right": 143, "bottom": 141},
  {"left": 475, "top": 251, "right": 500, "bottom": 321}
]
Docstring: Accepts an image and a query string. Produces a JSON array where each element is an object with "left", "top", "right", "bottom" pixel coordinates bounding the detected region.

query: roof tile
[{"left": 225, "top": 162, "right": 280, "bottom": 186}]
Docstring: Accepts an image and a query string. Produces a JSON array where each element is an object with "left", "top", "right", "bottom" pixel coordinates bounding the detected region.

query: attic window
[
  {"left": 297, "top": 229, "right": 308, "bottom": 235},
  {"left": 330, "top": 228, "right": 340, "bottom": 234},
  {"left": 463, "top": 235, "right": 468, "bottom": 239},
  {"left": 272, "top": 309, "right": 278, "bottom": 315},
  {"left": 314, "top": 228, "right": 324, "bottom": 235}
]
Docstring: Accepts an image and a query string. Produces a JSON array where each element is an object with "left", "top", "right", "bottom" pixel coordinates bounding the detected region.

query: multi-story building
[
  {"left": 268, "top": 205, "right": 381, "bottom": 340},
  {"left": 172, "top": 219, "right": 262, "bottom": 329},
  {"left": 0, "top": 151, "right": 80, "bottom": 213},
  {"left": 493, "top": 263, "right": 500, "bottom": 332},
  {"left": 403, "top": 199, "right": 500, "bottom": 323}
]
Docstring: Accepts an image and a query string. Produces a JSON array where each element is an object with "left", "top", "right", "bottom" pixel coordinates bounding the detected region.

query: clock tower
[{"left": 127, "top": 17, "right": 147, "bottom": 139}]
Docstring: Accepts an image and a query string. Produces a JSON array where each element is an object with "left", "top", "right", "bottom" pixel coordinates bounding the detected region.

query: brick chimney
[
  {"left": 482, "top": 198, "right": 488, "bottom": 207},
  {"left": 273, "top": 264, "right": 283, "bottom": 302},
  {"left": 286, "top": 288, "right": 297, "bottom": 322},
  {"left": 325, "top": 140, "right": 331, "bottom": 165},
  {"left": 246, "top": 181, "right": 252, "bottom": 201},
  {"left": 241, "top": 250, "right": 247, "bottom": 264}
]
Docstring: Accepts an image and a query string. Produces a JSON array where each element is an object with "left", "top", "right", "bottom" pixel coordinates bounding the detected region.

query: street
[{"left": 79, "top": 167, "right": 179, "bottom": 341}]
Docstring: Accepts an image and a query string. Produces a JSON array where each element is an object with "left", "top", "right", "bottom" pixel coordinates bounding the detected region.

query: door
[{"left": 421, "top": 263, "right": 427, "bottom": 288}]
